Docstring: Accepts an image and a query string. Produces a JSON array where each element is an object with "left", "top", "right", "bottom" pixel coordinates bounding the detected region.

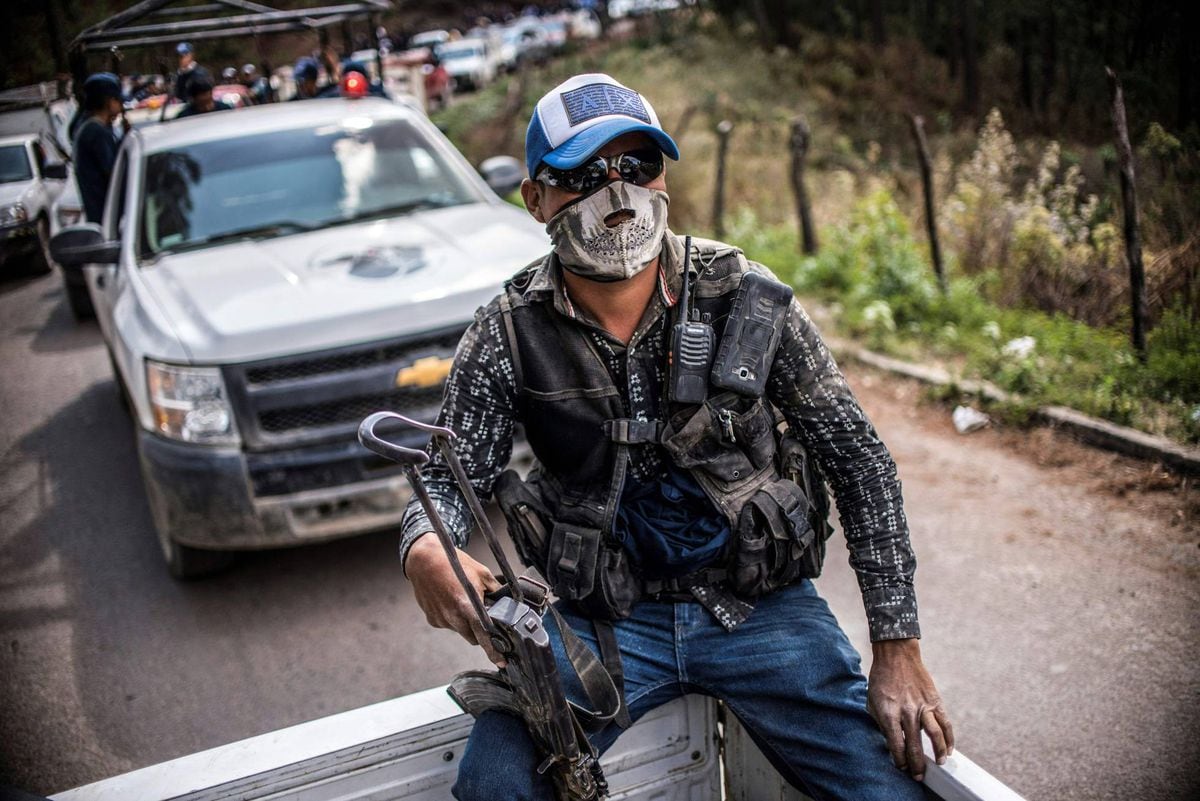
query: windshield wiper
[
  {"left": 157, "top": 221, "right": 313, "bottom": 256},
  {"left": 322, "top": 197, "right": 458, "bottom": 228}
]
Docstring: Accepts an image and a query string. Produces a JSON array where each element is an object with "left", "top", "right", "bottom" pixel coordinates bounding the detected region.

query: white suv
[{"left": 52, "top": 96, "right": 545, "bottom": 578}]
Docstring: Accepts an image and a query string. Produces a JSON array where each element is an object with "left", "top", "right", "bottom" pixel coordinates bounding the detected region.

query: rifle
[{"left": 358, "top": 412, "right": 620, "bottom": 801}]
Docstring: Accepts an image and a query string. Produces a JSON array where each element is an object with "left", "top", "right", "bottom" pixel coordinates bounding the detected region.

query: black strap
[
  {"left": 498, "top": 291, "right": 524, "bottom": 395},
  {"left": 601, "top": 418, "right": 663, "bottom": 445},
  {"left": 643, "top": 567, "right": 729, "bottom": 596},
  {"left": 593, "top": 620, "right": 632, "bottom": 729},
  {"left": 547, "top": 605, "right": 625, "bottom": 732}
]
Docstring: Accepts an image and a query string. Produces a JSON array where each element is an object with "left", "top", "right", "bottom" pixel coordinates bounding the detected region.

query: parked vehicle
[
  {"left": 496, "top": 22, "right": 551, "bottom": 71},
  {"left": 436, "top": 38, "right": 499, "bottom": 91},
  {"left": 0, "top": 133, "right": 68, "bottom": 276},
  {"left": 408, "top": 29, "right": 450, "bottom": 49},
  {"left": 50, "top": 97, "right": 543, "bottom": 578}
]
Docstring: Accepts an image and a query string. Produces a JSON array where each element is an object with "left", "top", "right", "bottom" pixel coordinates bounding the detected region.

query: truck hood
[
  {"left": 140, "top": 202, "right": 548, "bottom": 363},
  {"left": 0, "top": 180, "right": 35, "bottom": 207}
]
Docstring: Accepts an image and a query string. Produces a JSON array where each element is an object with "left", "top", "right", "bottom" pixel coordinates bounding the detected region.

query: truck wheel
[
  {"left": 25, "top": 217, "right": 53, "bottom": 276},
  {"left": 64, "top": 271, "right": 95, "bottom": 320},
  {"left": 158, "top": 530, "right": 236, "bottom": 580}
]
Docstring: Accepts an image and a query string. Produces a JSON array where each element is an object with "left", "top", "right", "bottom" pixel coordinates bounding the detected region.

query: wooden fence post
[
  {"left": 908, "top": 113, "right": 947, "bottom": 292},
  {"left": 789, "top": 117, "right": 818, "bottom": 255},
  {"left": 712, "top": 119, "right": 733, "bottom": 239},
  {"left": 1106, "top": 67, "right": 1149, "bottom": 361}
]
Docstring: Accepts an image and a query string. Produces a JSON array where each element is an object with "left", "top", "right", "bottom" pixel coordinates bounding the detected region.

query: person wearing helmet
[
  {"left": 72, "top": 73, "right": 128, "bottom": 223},
  {"left": 291, "top": 57, "right": 321, "bottom": 100}
]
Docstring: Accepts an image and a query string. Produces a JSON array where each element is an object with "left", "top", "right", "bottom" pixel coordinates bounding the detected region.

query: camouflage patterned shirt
[{"left": 399, "top": 233, "right": 920, "bottom": 642}]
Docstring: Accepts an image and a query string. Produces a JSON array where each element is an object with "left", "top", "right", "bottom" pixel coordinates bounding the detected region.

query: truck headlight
[
  {"left": 145, "top": 360, "right": 241, "bottom": 445},
  {"left": 1, "top": 203, "right": 28, "bottom": 226}
]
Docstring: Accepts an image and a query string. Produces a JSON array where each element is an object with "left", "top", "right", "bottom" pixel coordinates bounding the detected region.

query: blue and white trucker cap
[{"left": 525, "top": 73, "right": 679, "bottom": 178}]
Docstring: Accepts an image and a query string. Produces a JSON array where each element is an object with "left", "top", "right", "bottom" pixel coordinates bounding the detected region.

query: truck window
[
  {"left": 139, "top": 119, "right": 481, "bottom": 257},
  {"left": 0, "top": 145, "right": 34, "bottom": 183},
  {"left": 104, "top": 150, "right": 129, "bottom": 239}
]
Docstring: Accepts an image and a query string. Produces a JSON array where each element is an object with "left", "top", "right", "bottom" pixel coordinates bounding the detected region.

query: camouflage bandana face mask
[{"left": 545, "top": 181, "right": 669, "bottom": 282}]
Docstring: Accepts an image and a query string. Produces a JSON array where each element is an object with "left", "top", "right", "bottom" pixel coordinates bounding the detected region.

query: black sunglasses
[{"left": 536, "top": 148, "right": 665, "bottom": 194}]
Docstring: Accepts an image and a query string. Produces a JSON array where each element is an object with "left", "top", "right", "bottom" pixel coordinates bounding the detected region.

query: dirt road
[{"left": 821, "top": 366, "right": 1200, "bottom": 801}]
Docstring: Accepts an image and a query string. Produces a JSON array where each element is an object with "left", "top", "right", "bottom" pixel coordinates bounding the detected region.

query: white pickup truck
[
  {"left": 51, "top": 95, "right": 545, "bottom": 579},
  {"left": 0, "top": 131, "right": 69, "bottom": 276}
]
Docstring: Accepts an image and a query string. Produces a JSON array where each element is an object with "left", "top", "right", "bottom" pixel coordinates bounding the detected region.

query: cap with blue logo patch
[{"left": 525, "top": 73, "right": 679, "bottom": 178}]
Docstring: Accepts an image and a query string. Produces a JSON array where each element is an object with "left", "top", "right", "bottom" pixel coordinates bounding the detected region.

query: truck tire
[
  {"left": 25, "top": 217, "right": 53, "bottom": 276},
  {"left": 158, "top": 529, "right": 235, "bottom": 580},
  {"left": 64, "top": 271, "right": 96, "bottom": 320}
]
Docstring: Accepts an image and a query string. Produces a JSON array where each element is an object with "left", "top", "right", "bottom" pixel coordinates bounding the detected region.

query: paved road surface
[{"left": 1, "top": 268, "right": 1197, "bottom": 799}]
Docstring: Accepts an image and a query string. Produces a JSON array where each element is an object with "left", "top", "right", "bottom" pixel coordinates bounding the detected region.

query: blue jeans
[{"left": 452, "top": 580, "right": 924, "bottom": 801}]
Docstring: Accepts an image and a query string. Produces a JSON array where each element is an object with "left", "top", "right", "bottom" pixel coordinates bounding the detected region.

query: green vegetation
[
  {"left": 434, "top": 19, "right": 1199, "bottom": 444},
  {"left": 730, "top": 194, "right": 1200, "bottom": 444}
]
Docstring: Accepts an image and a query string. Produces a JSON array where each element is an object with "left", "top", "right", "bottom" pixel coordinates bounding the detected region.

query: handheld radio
[{"left": 668, "top": 237, "right": 714, "bottom": 405}]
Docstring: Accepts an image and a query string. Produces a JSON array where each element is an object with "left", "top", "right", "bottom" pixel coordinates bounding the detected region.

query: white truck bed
[{"left": 53, "top": 688, "right": 1025, "bottom": 801}]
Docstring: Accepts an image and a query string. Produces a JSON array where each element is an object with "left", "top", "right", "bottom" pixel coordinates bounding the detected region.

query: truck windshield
[
  {"left": 139, "top": 118, "right": 480, "bottom": 257},
  {"left": 0, "top": 145, "right": 33, "bottom": 184}
]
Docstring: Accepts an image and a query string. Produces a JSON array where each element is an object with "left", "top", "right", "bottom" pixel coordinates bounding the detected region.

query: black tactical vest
[{"left": 493, "top": 236, "right": 829, "bottom": 620}]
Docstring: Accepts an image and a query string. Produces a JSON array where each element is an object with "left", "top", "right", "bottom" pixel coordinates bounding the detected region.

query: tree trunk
[
  {"left": 1038, "top": 8, "right": 1057, "bottom": 119},
  {"left": 1106, "top": 68, "right": 1149, "bottom": 362},
  {"left": 1180, "top": 4, "right": 1198, "bottom": 130},
  {"left": 43, "top": 0, "right": 68, "bottom": 98},
  {"left": 1018, "top": 16, "right": 1034, "bottom": 110},
  {"left": 959, "top": 0, "right": 980, "bottom": 114},
  {"left": 869, "top": 0, "right": 886, "bottom": 45},
  {"left": 789, "top": 117, "right": 818, "bottom": 255},
  {"left": 909, "top": 114, "right": 947, "bottom": 292},
  {"left": 747, "top": 0, "right": 776, "bottom": 50}
]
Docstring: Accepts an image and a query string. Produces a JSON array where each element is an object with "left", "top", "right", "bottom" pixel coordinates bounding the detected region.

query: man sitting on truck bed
[{"left": 399, "top": 73, "right": 955, "bottom": 801}]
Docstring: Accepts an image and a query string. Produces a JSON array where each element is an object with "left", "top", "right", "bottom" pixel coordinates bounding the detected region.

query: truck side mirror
[
  {"left": 50, "top": 223, "right": 121, "bottom": 269},
  {"left": 43, "top": 162, "right": 69, "bottom": 180},
  {"left": 479, "top": 155, "right": 524, "bottom": 198}
]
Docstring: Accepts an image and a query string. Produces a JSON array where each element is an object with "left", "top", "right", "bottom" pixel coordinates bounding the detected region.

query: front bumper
[
  {"left": 1, "top": 221, "right": 39, "bottom": 261},
  {"left": 137, "top": 430, "right": 425, "bottom": 550}
]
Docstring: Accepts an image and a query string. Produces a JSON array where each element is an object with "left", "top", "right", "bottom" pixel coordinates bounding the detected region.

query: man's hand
[
  {"left": 868, "top": 638, "right": 954, "bottom": 782},
  {"left": 405, "top": 532, "right": 506, "bottom": 667}
]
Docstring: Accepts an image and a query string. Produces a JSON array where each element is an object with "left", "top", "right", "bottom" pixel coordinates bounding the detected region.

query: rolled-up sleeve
[
  {"left": 766, "top": 294, "right": 920, "bottom": 641},
  {"left": 398, "top": 307, "right": 518, "bottom": 573}
]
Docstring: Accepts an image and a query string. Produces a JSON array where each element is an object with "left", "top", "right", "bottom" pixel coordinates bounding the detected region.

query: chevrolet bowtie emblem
[{"left": 395, "top": 356, "right": 453, "bottom": 388}]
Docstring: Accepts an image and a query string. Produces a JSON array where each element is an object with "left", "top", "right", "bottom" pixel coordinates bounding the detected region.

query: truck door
[{"left": 89, "top": 148, "right": 130, "bottom": 372}]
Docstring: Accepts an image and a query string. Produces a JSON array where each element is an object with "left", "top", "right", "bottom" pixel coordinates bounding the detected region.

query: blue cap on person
[
  {"left": 176, "top": 42, "right": 193, "bottom": 56},
  {"left": 525, "top": 73, "right": 679, "bottom": 178},
  {"left": 293, "top": 56, "right": 320, "bottom": 82}
]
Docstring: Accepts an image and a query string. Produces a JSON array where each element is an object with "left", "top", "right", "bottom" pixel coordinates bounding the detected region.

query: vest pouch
[
  {"left": 776, "top": 430, "right": 833, "bottom": 578},
  {"left": 663, "top": 393, "right": 758, "bottom": 484},
  {"left": 546, "top": 521, "right": 601, "bottom": 602},
  {"left": 493, "top": 470, "right": 552, "bottom": 570},
  {"left": 731, "top": 478, "right": 816, "bottom": 596},
  {"left": 732, "top": 400, "right": 776, "bottom": 471},
  {"left": 732, "top": 528, "right": 771, "bottom": 597},
  {"left": 576, "top": 545, "right": 640, "bottom": 621}
]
